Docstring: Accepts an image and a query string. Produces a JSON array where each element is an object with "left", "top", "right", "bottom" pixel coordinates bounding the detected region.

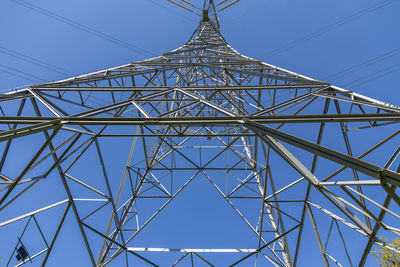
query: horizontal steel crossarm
[
  {"left": 0, "top": 113, "right": 399, "bottom": 141},
  {"left": 0, "top": 91, "right": 31, "bottom": 102},
  {"left": 243, "top": 119, "right": 400, "bottom": 187},
  {"left": 127, "top": 247, "right": 257, "bottom": 253},
  {"left": 1, "top": 113, "right": 400, "bottom": 125},
  {"left": 232, "top": 49, "right": 400, "bottom": 112},
  {"left": 23, "top": 83, "right": 329, "bottom": 92},
  {"left": 95, "top": 133, "right": 257, "bottom": 137},
  {"left": 252, "top": 59, "right": 400, "bottom": 112},
  {"left": 130, "top": 61, "right": 256, "bottom": 66},
  {"left": 32, "top": 64, "right": 173, "bottom": 87},
  {"left": 163, "top": 54, "right": 245, "bottom": 60},
  {"left": 71, "top": 87, "right": 176, "bottom": 118},
  {"left": 253, "top": 86, "right": 330, "bottom": 116},
  {"left": 330, "top": 85, "right": 400, "bottom": 112},
  {"left": 0, "top": 119, "right": 61, "bottom": 141},
  {"left": 314, "top": 90, "right": 400, "bottom": 113},
  {"left": 318, "top": 180, "right": 381, "bottom": 186},
  {"left": 199, "top": 63, "right": 319, "bottom": 83},
  {"left": 164, "top": 43, "right": 222, "bottom": 55},
  {"left": 204, "top": 48, "right": 240, "bottom": 56}
]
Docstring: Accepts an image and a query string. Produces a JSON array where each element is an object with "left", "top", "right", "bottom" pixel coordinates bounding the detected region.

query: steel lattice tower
[{"left": 1, "top": 1, "right": 400, "bottom": 266}]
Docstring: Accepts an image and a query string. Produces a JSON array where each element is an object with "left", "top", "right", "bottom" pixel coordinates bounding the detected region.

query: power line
[
  {"left": 226, "top": 0, "right": 271, "bottom": 23},
  {"left": 323, "top": 48, "right": 400, "bottom": 81},
  {"left": 320, "top": 48, "right": 400, "bottom": 89},
  {"left": 261, "top": 0, "right": 396, "bottom": 59},
  {"left": 0, "top": 68, "right": 37, "bottom": 83},
  {"left": 11, "top": 0, "right": 155, "bottom": 58},
  {"left": 0, "top": 64, "right": 46, "bottom": 82},
  {"left": 342, "top": 64, "right": 400, "bottom": 89},
  {"left": 179, "top": 0, "right": 202, "bottom": 11},
  {"left": 4, "top": 0, "right": 397, "bottom": 94},
  {"left": 165, "top": 0, "right": 201, "bottom": 15},
  {"left": 217, "top": 0, "right": 242, "bottom": 12},
  {"left": 0, "top": 65, "right": 42, "bottom": 84},
  {"left": 148, "top": 0, "right": 197, "bottom": 22},
  {"left": 0, "top": 46, "right": 75, "bottom": 76}
]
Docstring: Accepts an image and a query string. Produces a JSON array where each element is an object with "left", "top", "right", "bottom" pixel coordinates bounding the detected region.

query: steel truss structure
[{"left": 1, "top": 1, "right": 400, "bottom": 266}]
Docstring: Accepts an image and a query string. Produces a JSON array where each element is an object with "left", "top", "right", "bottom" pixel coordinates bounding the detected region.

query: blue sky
[
  {"left": 0, "top": 0, "right": 399, "bottom": 102},
  {"left": 0, "top": 0, "right": 399, "bottom": 266}
]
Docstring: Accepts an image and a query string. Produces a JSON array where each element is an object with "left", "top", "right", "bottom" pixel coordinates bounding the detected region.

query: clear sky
[
  {"left": 0, "top": 0, "right": 399, "bottom": 266},
  {"left": 0, "top": 0, "right": 399, "bottom": 103}
]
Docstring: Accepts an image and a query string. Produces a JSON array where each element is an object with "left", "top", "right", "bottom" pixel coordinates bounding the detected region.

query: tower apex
[{"left": 202, "top": 9, "right": 209, "bottom": 22}]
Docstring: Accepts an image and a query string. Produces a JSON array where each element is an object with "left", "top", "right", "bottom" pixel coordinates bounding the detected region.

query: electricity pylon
[{"left": 1, "top": 1, "right": 400, "bottom": 266}]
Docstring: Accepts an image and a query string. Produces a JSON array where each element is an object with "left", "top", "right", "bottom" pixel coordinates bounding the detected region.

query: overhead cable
[
  {"left": 217, "top": 0, "right": 230, "bottom": 6},
  {"left": 148, "top": 0, "right": 196, "bottom": 22},
  {"left": 323, "top": 48, "right": 400, "bottom": 81},
  {"left": 0, "top": 64, "right": 46, "bottom": 82},
  {"left": 343, "top": 64, "right": 400, "bottom": 89},
  {"left": 11, "top": 0, "right": 155, "bottom": 58},
  {"left": 218, "top": 0, "right": 242, "bottom": 12},
  {"left": 0, "top": 65, "right": 44, "bottom": 83},
  {"left": 261, "top": 0, "right": 396, "bottom": 59},
  {"left": 0, "top": 68, "right": 37, "bottom": 83},
  {"left": 179, "top": 0, "right": 202, "bottom": 11},
  {"left": 0, "top": 45, "right": 76, "bottom": 76},
  {"left": 165, "top": 0, "right": 201, "bottom": 15}
]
